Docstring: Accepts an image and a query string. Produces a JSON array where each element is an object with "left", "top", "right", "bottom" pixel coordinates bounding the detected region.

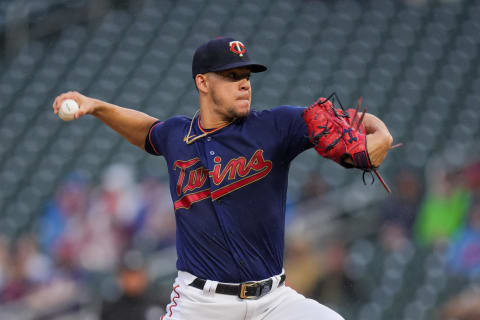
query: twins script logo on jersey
[
  {"left": 173, "top": 150, "right": 272, "bottom": 210},
  {"left": 229, "top": 41, "right": 246, "bottom": 57}
]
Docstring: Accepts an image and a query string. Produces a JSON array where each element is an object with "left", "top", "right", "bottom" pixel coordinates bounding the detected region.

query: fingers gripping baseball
[{"left": 52, "top": 91, "right": 96, "bottom": 120}]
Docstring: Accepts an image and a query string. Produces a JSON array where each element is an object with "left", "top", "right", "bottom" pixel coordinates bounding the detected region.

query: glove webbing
[{"left": 311, "top": 92, "right": 376, "bottom": 186}]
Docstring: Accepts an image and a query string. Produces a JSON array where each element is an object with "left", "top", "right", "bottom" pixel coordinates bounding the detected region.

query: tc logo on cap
[{"left": 229, "top": 41, "right": 246, "bottom": 57}]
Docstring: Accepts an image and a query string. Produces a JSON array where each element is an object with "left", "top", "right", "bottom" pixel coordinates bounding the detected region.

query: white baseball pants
[{"left": 161, "top": 271, "right": 345, "bottom": 320}]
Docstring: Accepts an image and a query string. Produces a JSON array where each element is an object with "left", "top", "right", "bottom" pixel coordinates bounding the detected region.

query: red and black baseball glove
[
  {"left": 303, "top": 93, "right": 394, "bottom": 193},
  {"left": 302, "top": 93, "right": 372, "bottom": 170}
]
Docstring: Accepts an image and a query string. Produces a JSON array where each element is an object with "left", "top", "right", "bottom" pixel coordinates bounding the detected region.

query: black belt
[{"left": 190, "top": 274, "right": 286, "bottom": 299}]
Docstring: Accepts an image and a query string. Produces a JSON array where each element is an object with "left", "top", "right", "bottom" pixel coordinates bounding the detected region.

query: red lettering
[
  {"left": 173, "top": 150, "right": 273, "bottom": 210},
  {"left": 249, "top": 150, "right": 269, "bottom": 171},
  {"left": 210, "top": 163, "right": 224, "bottom": 185},
  {"left": 209, "top": 150, "right": 270, "bottom": 185},
  {"left": 227, "top": 158, "right": 249, "bottom": 180},
  {"left": 173, "top": 158, "right": 200, "bottom": 196},
  {"left": 183, "top": 167, "right": 209, "bottom": 193},
  {"left": 174, "top": 189, "right": 211, "bottom": 211},
  {"left": 211, "top": 152, "right": 272, "bottom": 200}
]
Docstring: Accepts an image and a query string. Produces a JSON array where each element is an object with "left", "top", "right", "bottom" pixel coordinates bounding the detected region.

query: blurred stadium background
[{"left": 0, "top": 0, "right": 479, "bottom": 319}]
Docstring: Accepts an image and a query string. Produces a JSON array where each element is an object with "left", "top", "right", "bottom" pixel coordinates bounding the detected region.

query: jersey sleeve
[
  {"left": 145, "top": 120, "right": 166, "bottom": 156},
  {"left": 270, "top": 105, "right": 314, "bottom": 160}
]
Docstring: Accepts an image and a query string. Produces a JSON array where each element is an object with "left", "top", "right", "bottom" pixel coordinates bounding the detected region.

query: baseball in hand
[{"left": 58, "top": 99, "right": 79, "bottom": 121}]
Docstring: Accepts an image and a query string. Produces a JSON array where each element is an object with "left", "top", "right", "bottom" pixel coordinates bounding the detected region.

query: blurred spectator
[
  {"left": 0, "top": 236, "right": 10, "bottom": 297},
  {"left": 0, "top": 240, "right": 27, "bottom": 303},
  {"left": 21, "top": 267, "right": 85, "bottom": 319},
  {"left": 378, "top": 169, "right": 422, "bottom": 251},
  {"left": 296, "top": 171, "right": 329, "bottom": 204},
  {"left": 440, "top": 286, "right": 480, "bottom": 320},
  {"left": 284, "top": 237, "right": 322, "bottom": 297},
  {"left": 414, "top": 161, "right": 472, "bottom": 247},
  {"left": 14, "top": 234, "right": 52, "bottom": 287},
  {"left": 35, "top": 163, "right": 176, "bottom": 289},
  {"left": 38, "top": 172, "right": 89, "bottom": 256},
  {"left": 133, "top": 176, "right": 176, "bottom": 251},
  {"left": 286, "top": 170, "right": 332, "bottom": 224},
  {"left": 463, "top": 160, "right": 480, "bottom": 192},
  {"left": 76, "top": 163, "right": 141, "bottom": 273},
  {"left": 447, "top": 198, "right": 480, "bottom": 277},
  {"left": 284, "top": 235, "right": 364, "bottom": 316},
  {"left": 311, "top": 240, "right": 365, "bottom": 313},
  {"left": 0, "top": 233, "right": 52, "bottom": 303},
  {"left": 16, "top": 163, "right": 175, "bottom": 318},
  {"left": 100, "top": 250, "right": 160, "bottom": 320}
]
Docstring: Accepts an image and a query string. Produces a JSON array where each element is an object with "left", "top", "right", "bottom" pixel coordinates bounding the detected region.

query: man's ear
[{"left": 195, "top": 74, "right": 209, "bottom": 94}]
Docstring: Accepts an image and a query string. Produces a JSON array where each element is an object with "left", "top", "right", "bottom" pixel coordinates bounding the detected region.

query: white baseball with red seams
[{"left": 58, "top": 99, "right": 79, "bottom": 121}]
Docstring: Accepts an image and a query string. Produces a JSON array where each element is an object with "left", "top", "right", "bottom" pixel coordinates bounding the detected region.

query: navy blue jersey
[{"left": 145, "top": 106, "right": 312, "bottom": 282}]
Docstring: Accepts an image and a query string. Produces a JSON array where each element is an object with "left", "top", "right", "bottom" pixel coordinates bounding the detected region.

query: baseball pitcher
[{"left": 52, "top": 37, "right": 393, "bottom": 320}]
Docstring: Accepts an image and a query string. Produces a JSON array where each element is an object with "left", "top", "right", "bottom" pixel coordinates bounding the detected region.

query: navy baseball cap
[{"left": 192, "top": 37, "right": 267, "bottom": 78}]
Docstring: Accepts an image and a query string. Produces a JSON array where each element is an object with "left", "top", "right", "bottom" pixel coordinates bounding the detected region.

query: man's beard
[
  {"left": 228, "top": 106, "right": 250, "bottom": 119},
  {"left": 211, "top": 88, "right": 250, "bottom": 121}
]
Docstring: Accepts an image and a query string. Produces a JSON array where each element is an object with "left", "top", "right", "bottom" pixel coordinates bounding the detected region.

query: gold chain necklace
[{"left": 183, "top": 110, "right": 234, "bottom": 144}]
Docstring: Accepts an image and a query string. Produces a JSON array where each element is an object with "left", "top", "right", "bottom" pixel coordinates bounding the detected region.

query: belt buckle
[{"left": 239, "top": 281, "right": 259, "bottom": 299}]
